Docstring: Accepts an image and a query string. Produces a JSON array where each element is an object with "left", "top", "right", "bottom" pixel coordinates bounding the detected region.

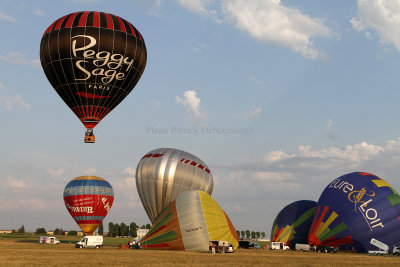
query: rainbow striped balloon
[{"left": 63, "top": 176, "right": 114, "bottom": 235}]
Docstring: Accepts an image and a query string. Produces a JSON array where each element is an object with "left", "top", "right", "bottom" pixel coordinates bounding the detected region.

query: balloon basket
[{"left": 84, "top": 133, "right": 95, "bottom": 143}]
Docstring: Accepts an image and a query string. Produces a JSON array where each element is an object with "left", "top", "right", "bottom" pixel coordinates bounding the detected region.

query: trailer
[
  {"left": 295, "top": 243, "right": 312, "bottom": 252},
  {"left": 368, "top": 238, "right": 388, "bottom": 255}
]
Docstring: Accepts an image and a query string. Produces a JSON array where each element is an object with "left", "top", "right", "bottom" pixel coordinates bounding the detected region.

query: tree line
[
  {"left": 236, "top": 230, "right": 266, "bottom": 240},
  {"left": 107, "top": 222, "right": 151, "bottom": 237}
]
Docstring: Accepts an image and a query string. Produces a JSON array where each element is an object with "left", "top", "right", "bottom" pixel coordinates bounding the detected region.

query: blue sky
[{"left": 2, "top": 0, "right": 400, "bottom": 236}]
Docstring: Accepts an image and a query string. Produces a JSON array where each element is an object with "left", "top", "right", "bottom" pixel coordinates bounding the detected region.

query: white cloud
[
  {"left": 33, "top": 9, "right": 44, "bottom": 16},
  {"left": 264, "top": 150, "right": 294, "bottom": 162},
  {"left": 85, "top": 168, "right": 97, "bottom": 175},
  {"left": 46, "top": 168, "right": 66, "bottom": 178},
  {"left": 4, "top": 175, "right": 28, "bottom": 189},
  {"left": 0, "top": 197, "right": 50, "bottom": 210},
  {"left": 176, "top": 0, "right": 217, "bottom": 16},
  {"left": 176, "top": 90, "right": 206, "bottom": 122},
  {"left": 221, "top": 0, "right": 333, "bottom": 59},
  {"left": 246, "top": 106, "right": 262, "bottom": 118},
  {"left": 351, "top": 0, "right": 400, "bottom": 51},
  {"left": 5, "top": 94, "right": 31, "bottom": 110},
  {"left": 125, "top": 167, "right": 136, "bottom": 176},
  {"left": 326, "top": 119, "right": 333, "bottom": 130},
  {"left": 0, "top": 13, "right": 17, "bottom": 23},
  {"left": 0, "top": 52, "right": 41, "bottom": 69},
  {"left": 249, "top": 74, "right": 264, "bottom": 86}
]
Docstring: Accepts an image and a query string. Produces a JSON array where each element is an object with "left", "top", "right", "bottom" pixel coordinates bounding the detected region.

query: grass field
[{"left": 1, "top": 235, "right": 400, "bottom": 266}]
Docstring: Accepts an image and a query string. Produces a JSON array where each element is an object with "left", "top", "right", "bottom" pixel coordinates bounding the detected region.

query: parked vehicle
[
  {"left": 39, "top": 236, "right": 60, "bottom": 245},
  {"left": 270, "top": 242, "right": 290, "bottom": 250},
  {"left": 368, "top": 238, "right": 388, "bottom": 255},
  {"left": 227, "top": 243, "right": 234, "bottom": 253},
  {"left": 316, "top": 245, "right": 337, "bottom": 253},
  {"left": 295, "top": 243, "right": 313, "bottom": 252},
  {"left": 75, "top": 236, "right": 103, "bottom": 249},
  {"left": 393, "top": 246, "right": 400, "bottom": 256},
  {"left": 249, "top": 242, "right": 261, "bottom": 250}
]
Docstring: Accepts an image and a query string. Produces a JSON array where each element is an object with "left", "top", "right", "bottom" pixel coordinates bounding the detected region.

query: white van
[
  {"left": 39, "top": 236, "right": 60, "bottom": 244},
  {"left": 270, "top": 242, "right": 290, "bottom": 250},
  {"left": 76, "top": 236, "right": 103, "bottom": 249}
]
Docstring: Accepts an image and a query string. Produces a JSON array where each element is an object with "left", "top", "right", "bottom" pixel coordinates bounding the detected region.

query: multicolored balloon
[
  {"left": 40, "top": 11, "right": 147, "bottom": 140},
  {"left": 271, "top": 200, "right": 316, "bottom": 248},
  {"left": 63, "top": 176, "right": 114, "bottom": 235},
  {"left": 136, "top": 148, "right": 214, "bottom": 224},
  {"left": 140, "top": 190, "right": 239, "bottom": 252},
  {"left": 308, "top": 172, "right": 400, "bottom": 252}
]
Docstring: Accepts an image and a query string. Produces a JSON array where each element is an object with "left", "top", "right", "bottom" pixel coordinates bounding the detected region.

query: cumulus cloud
[
  {"left": 0, "top": 13, "right": 17, "bottom": 23},
  {"left": 246, "top": 106, "right": 262, "bottom": 118},
  {"left": 0, "top": 52, "right": 41, "bottom": 69},
  {"left": 5, "top": 94, "right": 31, "bottom": 110},
  {"left": 351, "top": 0, "right": 400, "bottom": 51},
  {"left": 176, "top": 90, "right": 206, "bottom": 122},
  {"left": 221, "top": 0, "right": 333, "bottom": 59}
]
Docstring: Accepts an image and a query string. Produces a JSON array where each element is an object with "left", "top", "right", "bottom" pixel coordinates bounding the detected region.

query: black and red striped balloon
[{"left": 40, "top": 11, "right": 147, "bottom": 130}]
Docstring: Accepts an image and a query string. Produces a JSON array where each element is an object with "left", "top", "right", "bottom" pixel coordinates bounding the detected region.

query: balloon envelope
[
  {"left": 63, "top": 176, "right": 114, "bottom": 235},
  {"left": 308, "top": 172, "right": 400, "bottom": 252},
  {"left": 140, "top": 190, "right": 239, "bottom": 252},
  {"left": 271, "top": 200, "right": 316, "bottom": 248},
  {"left": 40, "top": 11, "right": 147, "bottom": 130},
  {"left": 136, "top": 148, "right": 214, "bottom": 224}
]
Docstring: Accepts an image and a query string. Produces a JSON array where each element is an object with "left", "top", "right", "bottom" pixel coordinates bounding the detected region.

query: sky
[{"left": 2, "top": 0, "right": 400, "bottom": 236}]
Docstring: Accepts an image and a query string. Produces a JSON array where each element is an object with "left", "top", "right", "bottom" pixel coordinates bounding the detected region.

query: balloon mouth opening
[{"left": 83, "top": 118, "right": 99, "bottom": 129}]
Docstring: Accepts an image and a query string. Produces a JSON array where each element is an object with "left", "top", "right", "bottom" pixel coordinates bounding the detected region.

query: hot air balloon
[
  {"left": 271, "top": 200, "right": 316, "bottom": 248},
  {"left": 63, "top": 176, "right": 114, "bottom": 235},
  {"left": 136, "top": 148, "right": 214, "bottom": 224},
  {"left": 139, "top": 190, "right": 239, "bottom": 252},
  {"left": 308, "top": 172, "right": 400, "bottom": 252},
  {"left": 40, "top": 11, "right": 147, "bottom": 143}
]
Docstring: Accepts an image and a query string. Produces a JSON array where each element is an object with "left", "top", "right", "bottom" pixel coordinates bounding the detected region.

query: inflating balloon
[
  {"left": 271, "top": 200, "right": 316, "bottom": 248},
  {"left": 140, "top": 190, "right": 239, "bottom": 252},
  {"left": 63, "top": 176, "right": 114, "bottom": 235},
  {"left": 136, "top": 148, "right": 214, "bottom": 224},
  {"left": 40, "top": 11, "right": 147, "bottom": 143},
  {"left": 308, "top": 172, "right": 400, "bottom": 252}
]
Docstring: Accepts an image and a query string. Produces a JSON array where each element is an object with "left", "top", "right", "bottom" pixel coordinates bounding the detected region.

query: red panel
[
  {"left": 65, "top": 12, "right": 79, "bottom": 28},
  {"left": 205, "top": 168, "right": 210, "bottom": 173},
  {"left": 64, "top": 194, "right": 114, "bottom": 219},
  {"left": 105, "top": 13, "right": 114, "bottom": 29},
  {"left": 116, "top": 16, "right": 126, "bottom": 32},
  {"left": 53, "top": 14, "right": 69, "bottom": 30},
  {"left": 78, "top": 11, "right": 89, "bottom": 27},
  {"left": 197, "top": 164, "right": 204, "bottom": 170},
  {"left": 43, "top": 20, "right": 57, "bottom": 36},
  {"left": 127, "top": 22, "right": 136, "bottom": 37},
  {"left": 93, "top": 12, "right": 100, "bottom": 27},
  {"left": 190, "top": 161, "right": 197, "bottom": 166}
]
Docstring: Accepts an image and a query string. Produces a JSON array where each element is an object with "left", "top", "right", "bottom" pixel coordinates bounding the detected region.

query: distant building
[
  {"left": 136, "top": 228, "right": 149, "bottom": 238},
  {"left": 0, "top": 230, "right": 12, "bottom": 234},
  {"left": 47, "top": 231, "right": 54, "bottom": 236}
]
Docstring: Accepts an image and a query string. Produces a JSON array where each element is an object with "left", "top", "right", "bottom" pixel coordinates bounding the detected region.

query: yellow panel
[
  {"left": 316, "top": 211, "right": 337, "bottom": 236},
  {"left": 78, "top": 224, "right": 98, "bottom": 235},
  {"left": 199, "top": 191, "right": 238, "bottom": 248},
  {"left": 72, "top": 176, "right": 105, "bottom": 181}
]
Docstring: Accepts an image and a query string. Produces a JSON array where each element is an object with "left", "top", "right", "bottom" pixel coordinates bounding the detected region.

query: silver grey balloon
[{"left": 136, "top": 148, "right": 214, "bottom": 224}]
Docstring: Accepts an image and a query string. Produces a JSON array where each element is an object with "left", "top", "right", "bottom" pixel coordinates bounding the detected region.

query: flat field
[{"left": 1, "top": 237, "right": 400, "bottom": 266}]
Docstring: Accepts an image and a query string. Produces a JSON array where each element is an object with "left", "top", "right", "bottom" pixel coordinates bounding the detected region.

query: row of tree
[
  {"left": 107, "top": 222, "right": 151, "bottom": 237},
  {"left": 236, "top": 230, "right": 266, "bottom": 240}
]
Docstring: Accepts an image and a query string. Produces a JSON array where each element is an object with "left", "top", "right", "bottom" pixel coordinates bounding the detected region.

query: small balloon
[{"left": 63, "top": 176, "right": 114, "bottom": 235}]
